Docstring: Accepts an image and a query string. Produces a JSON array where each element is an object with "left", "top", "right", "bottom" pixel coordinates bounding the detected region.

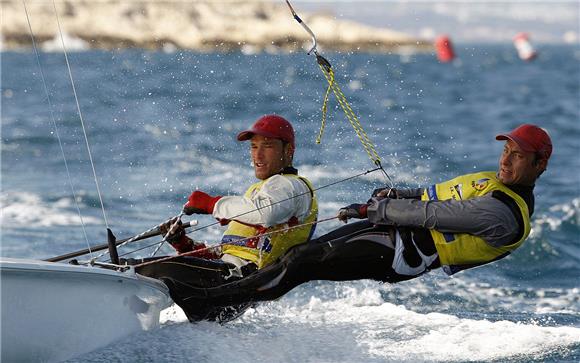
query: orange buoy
[
  {"left": 513, "top": 32, "right": 537, "bottom": 61},
  {"left": 435, "top": 35, "right": 455, "bottom": 63}
]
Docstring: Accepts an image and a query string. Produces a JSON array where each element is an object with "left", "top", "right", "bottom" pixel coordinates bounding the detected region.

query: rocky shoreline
[{"left": 2, "top": 0, "right": 430, "bottom": 52}]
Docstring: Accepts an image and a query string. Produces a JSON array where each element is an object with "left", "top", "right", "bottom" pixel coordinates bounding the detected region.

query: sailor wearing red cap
[
  {"left": 134, "top": 115, "right": 317, "bottom": 322},
  {"left": 336, "top": 124, "right": 550, "bottom": 276},
  {"left": 191, "top": 124, "right": 553, "bottom": 305},
  {"left": 169, "top": 115, "right": 317, "bottom": 271},
  {"left": 338, "top": 123, "right": 552, "bottom": 277}
]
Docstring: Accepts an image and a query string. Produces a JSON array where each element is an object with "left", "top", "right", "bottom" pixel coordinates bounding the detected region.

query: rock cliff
[{"left": 2, "top": 0, "right": 429, "bottom": 52}]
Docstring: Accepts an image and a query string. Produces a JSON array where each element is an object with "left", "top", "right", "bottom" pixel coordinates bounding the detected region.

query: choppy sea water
[{"left": 1, "top": 44, "right": 579, "bottom": 362}]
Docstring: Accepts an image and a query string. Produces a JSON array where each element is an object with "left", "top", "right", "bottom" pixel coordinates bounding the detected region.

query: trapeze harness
[
  {"left": 314, "top": 171, "right": 534, "bottom": 281},
  {"left": 258, "top": 171, "right": 535, "bottom": 289},
  {"left": 418, "top": 171, "right": 532, "bottom": 275},
  {"left": 221, "top": 167, "right": 319, "bottom": 269}
]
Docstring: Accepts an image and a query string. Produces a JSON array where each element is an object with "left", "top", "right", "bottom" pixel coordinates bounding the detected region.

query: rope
[
  {"left": 317, "top": 69, "right": 332, "bottom": 144},
  {"left": 284, "top": 0, "right": 383, "bottom": 170},
  {"left": 103, "top": 167, "right": 381, "bottom": 261},
  {"left": 93, "top": 216, "right": 188, "bottom": 261},
  {"left": 22, "top": 0, "right": 93, "bottom": 257},
  {"left": 51, "top": 0, "right": 110, "bottom": 230},
  {"left": 316, "top": 59, "right": 382, "bottom": 167},
  {"left": 133, "top": 215, "right": 339, "bottom": 269},
  {"left": 150, "top": 212, "right": 185, "bottom": 257},
  {"left": 185, "top": 166, "right": 382, "bottom": 235}
]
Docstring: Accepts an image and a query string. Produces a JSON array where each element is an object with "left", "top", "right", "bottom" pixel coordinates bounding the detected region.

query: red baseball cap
[
  {"left": 496, "top": 124, "right": 552, "bottom": 159},
  {"left": 237, "top": 114, "right": 295, "bottom": 148}
]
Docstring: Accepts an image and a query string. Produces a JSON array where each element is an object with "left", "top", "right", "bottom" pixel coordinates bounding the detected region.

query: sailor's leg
[
  {"left": 240, "top": 221, "right": 414, "bottom": 302},
  {"left": 135, "top": 256, "right": 232, "bottom": 288},
  {"left": 179, "top": 222, "right": 424, "bottom": 307},
  {"left": 284, "top": 221, "right": 412, "bottom": 283},
  {"left": 136, "top": 256, "right": 252, "bottom": 322}
]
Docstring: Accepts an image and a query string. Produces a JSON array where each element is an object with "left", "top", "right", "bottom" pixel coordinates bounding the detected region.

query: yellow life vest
[
  {"left": 421, "top": 171, "right": 531, "bottom": 274},
  {"left": 221, "top": 174, "right": 318, "bottom": 269}
]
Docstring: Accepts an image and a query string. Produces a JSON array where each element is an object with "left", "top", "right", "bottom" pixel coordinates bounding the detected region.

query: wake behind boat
[{"left": 0, "top": 257, "right": 172, "bottom": 362}]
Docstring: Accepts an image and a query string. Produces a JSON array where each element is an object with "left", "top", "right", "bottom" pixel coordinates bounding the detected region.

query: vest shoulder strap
[
  {"left": 296, "top": 176, "right": 314, "bottom": 198},
  {"left": 491, "top": 190, "right": 525, "bottom": 243}
]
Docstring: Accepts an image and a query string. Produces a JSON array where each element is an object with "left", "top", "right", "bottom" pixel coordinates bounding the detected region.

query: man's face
[
  {"left": 250, "top": 135, "right": 292, "bottom": 180},
  {"left": 498, "top": 140, "right": 546, "bottom": 186}
]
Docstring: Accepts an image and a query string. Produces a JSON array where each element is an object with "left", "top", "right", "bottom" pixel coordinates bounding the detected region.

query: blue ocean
[{"left": 2, "top": 44, "right": 579, "bottom": 362}]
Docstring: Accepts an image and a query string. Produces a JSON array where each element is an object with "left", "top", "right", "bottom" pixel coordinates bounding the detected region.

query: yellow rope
[
  {"left": 316, "top": 63, "right": 381, "bottom": 166},
  {"left": 316, "top": 71, "right": 332, "bottom": 144}
]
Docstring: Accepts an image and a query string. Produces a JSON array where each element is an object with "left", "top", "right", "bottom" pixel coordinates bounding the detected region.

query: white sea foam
[
  {"left": 86, "top": 279, "right": 579, "bottom": 363},
  {"left": 381, "top": 275, "right": 580, "bottom": 317},
  {"left": 159, "top": 304, "right": 188, "bottom": 324},
  {"left": 236, "top": 285, "right": 580, "bottom": 362},
  {"left": 0, "top": 191, "right": 100, "bottom": 228},
  {"left": 533, "top": 197, "right": 580, "bottom": 232}
]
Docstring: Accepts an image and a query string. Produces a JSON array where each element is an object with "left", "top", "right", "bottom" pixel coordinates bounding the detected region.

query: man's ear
[
  {"left": 285, "top": 143, "right": 294, "bottom": 158},
  {"left": 536, "top": 158, "right": 548, "bottom": 174}
]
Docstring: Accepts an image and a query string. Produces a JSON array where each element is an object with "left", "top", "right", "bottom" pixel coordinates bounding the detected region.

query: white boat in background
[{"left": 1, "top": 257, "right": 172, "bottom": 363}]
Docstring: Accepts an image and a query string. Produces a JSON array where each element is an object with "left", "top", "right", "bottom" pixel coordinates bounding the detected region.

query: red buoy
[
  {"left": 435, "top": 35, "right": 455, "bottom": 63},
  {"left": 513, "top": 32, "right": 537, "bottom": 61}
]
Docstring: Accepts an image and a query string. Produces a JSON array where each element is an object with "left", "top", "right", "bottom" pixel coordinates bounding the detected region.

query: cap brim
[
  {"left": 237, "top": 130, "right": 254, "bottom": 141},
  {"left": 237, "top": 129, "right": 289, "bottom": 142},
  {"left": 495, "top": 133, "right": 536, "bottom": 153}
]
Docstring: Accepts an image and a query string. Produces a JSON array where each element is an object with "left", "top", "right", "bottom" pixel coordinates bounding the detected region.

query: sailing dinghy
[
  {"left": 0, "top": 3, "right": 176, "bottom": 361},
  {"left": 0, "top": 257, "right": 172, "bottom": 362}
]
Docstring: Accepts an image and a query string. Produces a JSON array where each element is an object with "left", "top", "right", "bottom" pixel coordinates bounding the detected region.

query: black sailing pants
[{"left": 194, "top": 221, "right": 423, "bottom": 307}]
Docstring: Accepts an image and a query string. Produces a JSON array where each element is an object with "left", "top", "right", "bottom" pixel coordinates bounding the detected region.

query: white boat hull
[{"left": 1, "top": 257, "right": 172, "bottom": 362}]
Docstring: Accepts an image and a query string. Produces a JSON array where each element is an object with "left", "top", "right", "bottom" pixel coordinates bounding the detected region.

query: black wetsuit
[
  {"left": 136, "top": 183, "right": 534, "bottom": 319},
  {"left": 135, "top": 256, "right": 257, "bottom": 322},
  {"left": 165, "top": 184, "right": 534, "bottom": 310}
]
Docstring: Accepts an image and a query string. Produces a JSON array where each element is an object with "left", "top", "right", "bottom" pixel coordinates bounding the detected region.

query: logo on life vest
[
  {"left": 472, "top": 178, "right": 490, "bottom": 191},
  {"left": 451, "top": 183, "right": 463, "bottom": 200}
]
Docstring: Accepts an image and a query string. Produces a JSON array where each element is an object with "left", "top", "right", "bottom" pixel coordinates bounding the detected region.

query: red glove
[
  {"left": 337, "top": 203, "right": 369, "bottom": 223},
  {"left": 183, "top": 191, "right": 221, "bottom": 215},
  {"left": 171, "top": 237, "right": 219, "bottom": 259},
  {"left": 190, "top": 242, "right": 220, "bottom": 259},
  {"left": 170, "top": 235, "right": 195, "bottom": 253}
]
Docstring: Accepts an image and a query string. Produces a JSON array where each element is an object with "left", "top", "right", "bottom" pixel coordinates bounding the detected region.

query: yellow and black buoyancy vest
[
  {"left": 221, "top": 174, "right": 318, "bottom": 269},
  {"left": 421, "top": 171, "right": 531, "bottom": 275}
]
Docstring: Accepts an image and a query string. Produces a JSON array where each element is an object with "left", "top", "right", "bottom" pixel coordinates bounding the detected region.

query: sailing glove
[
  {"left": 159, "top": 218, "right": 194, "bottom": 253},
  {"left": 169, "top": 233, "right": 218, "bottom": 258},
  {"left": 338, "top": 203, "right": 369, "bottom": 223},
  {"left": 160, "top": 218, "right": 218, "bottom": 257},
  {"left": 183, "top": 191, "right": 222, "bottom": 215}
]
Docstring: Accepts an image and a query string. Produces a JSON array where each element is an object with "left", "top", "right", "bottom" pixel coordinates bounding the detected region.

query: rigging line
[
  {"left": 92, "top": 216, "right": 178, "bottom": 260},
  {"left": 51, "top": 0, "right": 110, "bottom": 230},
  {"left": 285, "top": 0, "right": 389, "bottom": 184},
  {"left": 285, "top": 0, "right": 318, "bottom": 56},
  {"left": 108, "top": 216, "right": 336, "bottom": 263},
  {"left": 150, "top": 211, "right": 188, "bottom": 257},
  {"left": 100, "top": 167, "right": 381, "bottom": 260},
  {"left": 133, "top": 215, "right": 340, "bottom": 269},
  {"left": 186, "top": 166, "right": 382, "bottom": 235},
  {"left": 22, "top": 0, "right": 93, "bottom": 257},
  {"left": 115, "top": 239, "right": 166, "bottom": 259}
]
